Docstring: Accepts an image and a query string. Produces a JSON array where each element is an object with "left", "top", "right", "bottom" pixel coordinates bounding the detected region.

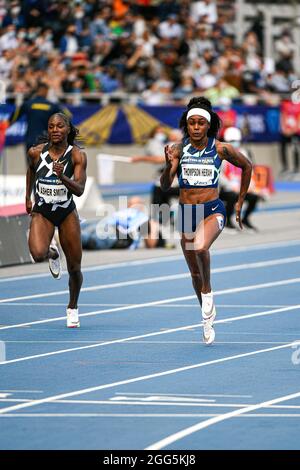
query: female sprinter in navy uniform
[
  {"left": 160, "top": 97, "right": 252, "bottom": 345},
  {"left": 25, "top": 113, "right": 87, "bottom": 328}
]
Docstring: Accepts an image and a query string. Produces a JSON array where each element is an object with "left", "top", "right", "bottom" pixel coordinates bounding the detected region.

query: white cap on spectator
[{"left": 224, "top": 127, "right": 242, "bottom": 143}]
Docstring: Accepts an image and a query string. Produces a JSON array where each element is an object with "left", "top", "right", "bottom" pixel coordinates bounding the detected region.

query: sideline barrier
[
  {"left": 0, "top": 175, "right": 103, "bottom": 213},
  {"left": 97, "top": 154, "right": 131, "bottom": 185},
  {"left": 253, "top": 165, "right": 275, "bottom": 195},
  {"left": 0, "top": 103, "right": 282, "bottom": 145},
  {"left": 0, "top": 176, "right": 104, "bottom": 267},
  {"left": 0, "top": 204, "right": 31, "bottom": 267}
]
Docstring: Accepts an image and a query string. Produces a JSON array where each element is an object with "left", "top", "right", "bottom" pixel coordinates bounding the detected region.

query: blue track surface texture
[{"left": 0, "top": 240, "right": 300, "bottom": 450}]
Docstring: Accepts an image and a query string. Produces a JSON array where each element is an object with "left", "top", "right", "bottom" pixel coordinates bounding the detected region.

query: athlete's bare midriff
[{"left": 179, "top": 187, "right": 219, "bottom": 204}]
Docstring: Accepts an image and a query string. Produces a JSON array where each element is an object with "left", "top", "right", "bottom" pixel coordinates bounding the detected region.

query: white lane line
[
  {"left": 115, "top": 341, "right": 289, "bottom": 345},
  {"left": 1, "top": 398, "right": 300, "bottom": 411},
  {"left": 0, "top": 341, "right": 298, "bottom": 416},
  {"left": 0, "top": 294, "right": 195, "bottom": 331},
  {"left": 1, "top": 239, "right": 299, "bottom": 284},
  {"left": 0, "top": 255, "right": 183, "bottom": 284},
  {"left": 0, "top": 390, "right": 43, "bottom": 393},
  {"left": 1, "top": 277, "right": 300, "bottom": 332},
  {"left": 0, "top": 413, "right": 220, "bottom": 418},
  {"left": 47, "top": 400, "right": 248, "bottom": 408},
  {"left": 145, "top": 390, "right": 300, "bottom": 450},
  {"left": 0, "top": 273, "right": 187, "bottom": 303},
  {"left": 1, "top": 256, "right": 300, "bottom": 304},
  {"left": 158, "top": 304, "right": 294, "bottom": 309},
  {"left": 7, "top": 400, "right": 251, "bottom": 408},
  {"left": 115, "top": 392, "right": 253, "bottom": 398},
  {"left": 0, "top": 303, "right": 131, "bottom": 307},
  {"left": 0, "top": 303, "right": 293, "bottom": 308},
  {"left": 1, "top": 413, "right": 300, "bottom": 418},
  {"left": 2, "top": 340, "right": 289, "bottom": 345},
  {"left": 0, "top": 303, "right": 299, "bottom": 365}
]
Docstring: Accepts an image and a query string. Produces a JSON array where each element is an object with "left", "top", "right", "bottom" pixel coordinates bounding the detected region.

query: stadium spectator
[
  {"left": 0, "top": 24, "right": 18, "bottom": 51},
  {"left": 190, "top": 0, "right": 218, "bottom": 24},
  {"left": 220, "top": 126, "right": 261, "bottom": 231},
  {"left": 0, "top": 0, "right": 298, "bottom": 104},
  {"left": 205, "top": 78, "right": 240, "bottom": 106},
  {"left": 59, "top": 25, "right": 79, "bottom": 60},
  {"left": 279, "top": 100, "right": 300, "bottom": 176},
  {"left": 131, "top": 127, "right": 182, "bottom": 224},
  {"left": 158, "top": 14, "right": 183, "bottom": 40},
  {"left": 8, "top": 82, "right": 67, "bottom": 156},
  {"left": 81, "top": 196, "right": 168, "bottom": 250},
  {"left": 2, "top": 1, "right": 24, "bottom": 28}
]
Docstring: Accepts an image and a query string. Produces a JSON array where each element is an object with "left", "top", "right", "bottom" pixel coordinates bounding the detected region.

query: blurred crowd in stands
[{"left": 0, "top": 0, "right": 298, "bottom": 105}]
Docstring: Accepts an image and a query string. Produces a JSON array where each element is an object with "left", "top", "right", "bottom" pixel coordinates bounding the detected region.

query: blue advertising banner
[{"left": 0, "top": 103, "right": 281, "bottom": 146}]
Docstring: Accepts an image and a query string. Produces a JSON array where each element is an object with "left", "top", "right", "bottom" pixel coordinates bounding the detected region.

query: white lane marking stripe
[
  {"left": 158, "top": 304, "right": 295, "bottom": 309},
  {"left": 2, "top": 340, "right": 290, "bottom": 345},
  {"left": 1, "top": 238, "right": 300, "bottom": 284},
  {"left": 0, "top": 341, "right": 298, "bottom": 415},
  {"left": 1, "top": 398, "right": 300, "bottom": 410},
  {"left": 1, "top": 302, "right": 299, "bottom": 365},
  {"left": 113, "top": 341, "right": 290, "bottom": 345},
  {"left": 1, "top": 277, "right": 300, "bottom": 332},
  {"left": 145, "top": 390, "right": 300, "bottom": 450},
  {"left": 0, "top": 255, "right": 183, "bottom": 283},
  {"left": 115, "top": 393, "right": 253, "bottom": 398},
  {"left": 1, "top": 413, "right": 300, "bottom": 418},
  {"left": 1, "top": 255, "right": 300, "bottom": 304},
  {"left": 0, "top": 303, "right": 294, "bottom": 308},
  {"left": 0, "top": 390, "right": 43, "bottom": 393},
  {"left": 0, "top": 303, "right": 131, "bottom": 307},
  {"left": 1, "top": 294, "right": 194, "bottom": 331}
]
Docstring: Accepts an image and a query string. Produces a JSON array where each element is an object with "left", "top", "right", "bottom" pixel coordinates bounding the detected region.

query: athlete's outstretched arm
[
  {"left": 53, "top": 147, "right": 87, "bottom": 197},
  {"left": 217, "top": 141, "right": 252, "bottom": 229},
  {"left": 160, "top": 144, "right": 180, "bottom": 192}
]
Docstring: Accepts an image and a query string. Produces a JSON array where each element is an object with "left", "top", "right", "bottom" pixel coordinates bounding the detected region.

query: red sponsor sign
[
  {"left": 0, "top": 120, "right": 8, "bottom": 154},
  {"left": 280, "top": 100, "right": 300, "bottom": 135}
]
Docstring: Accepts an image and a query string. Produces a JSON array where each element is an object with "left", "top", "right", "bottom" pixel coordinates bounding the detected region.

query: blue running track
[{"left": 0, "top": 240, "right": 300, "bottom": 450}]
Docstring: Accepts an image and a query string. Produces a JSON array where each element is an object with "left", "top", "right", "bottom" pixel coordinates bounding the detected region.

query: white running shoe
[
  {"left": 201, "top": 292, "right": 216, "bottom": 345},
  {"left": 66, "top": 308, "right": 80, "bottom": 328},
  {"left": 48, "top": 245, "right": 61, "bottom": 279}
]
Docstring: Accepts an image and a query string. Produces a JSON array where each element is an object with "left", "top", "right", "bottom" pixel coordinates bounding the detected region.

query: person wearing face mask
[
  {"left": 37, "top": 29, "right": 54, "bottom": 54},
  {"left": 0, "top": 25, "right": 18, "bottom": 51},
  {"left": 8, "top": 82, "right": 67, "bottom": 162},
  {"left": 219, "top": 126, "right": 260, "bottom": 231},
  {"left": 74, "top": 4, "right": 85, "bottom": 35},
  {"left": 131, "top": 126, "right": 182, "bottom": 222},
  {"left": 2, "top": 2, "right": 24, "bottom": 28},
  {"left": 59, "top": 25, "right": 79, "bottom": 58}
]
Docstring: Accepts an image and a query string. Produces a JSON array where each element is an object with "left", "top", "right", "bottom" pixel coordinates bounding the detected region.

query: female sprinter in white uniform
[{"left": 160, "top": 97, "right": 252, "bottom": 344}]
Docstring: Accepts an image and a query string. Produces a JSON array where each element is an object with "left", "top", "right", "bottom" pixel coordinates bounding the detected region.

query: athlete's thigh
[
  {"left": 28, "top": 213, "right": 55, "bottom": 253},
  {"left": 194, "top": 213, "right": 224, "bottom": 251},
  {"left": 181, "top": 233, "right": 200, "bottom": 274},
  {"left": 58, "top": 210, "right": 82, "bottom": 266}
]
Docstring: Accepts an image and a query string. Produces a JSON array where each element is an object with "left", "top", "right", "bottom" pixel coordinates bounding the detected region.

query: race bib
[
  {"left": 181, "top": 164, "right": 214, "bottom": 186},
  {"left": 37, "top": 181, "right": 68, "bottom": 204}
]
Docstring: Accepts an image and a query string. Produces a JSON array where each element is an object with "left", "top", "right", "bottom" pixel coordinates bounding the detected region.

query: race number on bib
[
  {"left": 37, "top": 182, "right": 68, "bottom": 204},
  {"left": 181, "top": 164, "right": 215, "bottom": 186}
]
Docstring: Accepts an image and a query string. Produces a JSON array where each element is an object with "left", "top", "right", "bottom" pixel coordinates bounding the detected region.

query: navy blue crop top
[{"left": 177, "top": 137, "right": 222, "bottom": 189}]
